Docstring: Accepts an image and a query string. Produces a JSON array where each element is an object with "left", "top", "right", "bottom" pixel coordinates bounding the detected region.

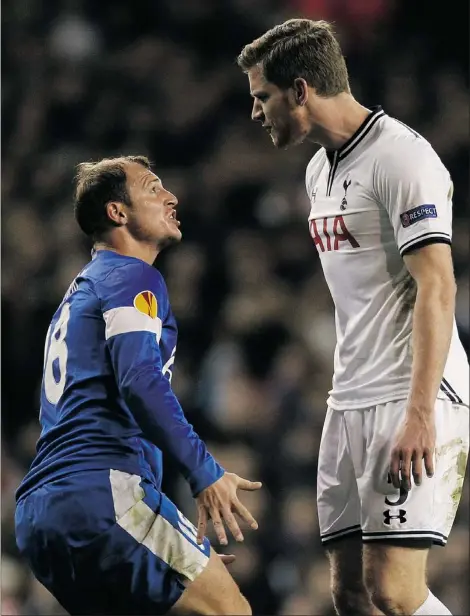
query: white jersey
[{"left": 305, "top": 107, "right": 469, "bottom": 410}]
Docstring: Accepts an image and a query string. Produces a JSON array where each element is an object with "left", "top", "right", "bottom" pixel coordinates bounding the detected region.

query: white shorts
[{"left": 317, "top": 399, "right": 469, "bottom": 547}]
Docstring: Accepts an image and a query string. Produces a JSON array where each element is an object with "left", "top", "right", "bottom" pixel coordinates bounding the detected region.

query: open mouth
[{"left": 168, "top": 211, "right": 180, "bottom": 226}]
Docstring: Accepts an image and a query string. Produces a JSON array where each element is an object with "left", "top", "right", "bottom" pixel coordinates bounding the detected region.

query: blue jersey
[{"left": 16, "top": 250, "right": 223, "bottom": 501}]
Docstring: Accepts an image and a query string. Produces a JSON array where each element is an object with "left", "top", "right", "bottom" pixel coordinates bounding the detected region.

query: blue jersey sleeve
[{"left": 96, "top": 260, "right": 224, "bottom": 497}]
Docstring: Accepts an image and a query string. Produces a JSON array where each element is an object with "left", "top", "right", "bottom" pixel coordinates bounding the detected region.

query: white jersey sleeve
[{"left": 373, "top": 136, "right": 453, "bottom": 256}]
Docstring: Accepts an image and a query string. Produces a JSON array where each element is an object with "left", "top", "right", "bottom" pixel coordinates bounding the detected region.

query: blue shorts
[{"left": 15, "top": 469, "right": 211, "bottom": 615}]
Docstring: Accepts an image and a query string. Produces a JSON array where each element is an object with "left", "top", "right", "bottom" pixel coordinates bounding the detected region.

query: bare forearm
[{"left": 408, "top": 282, "right": 456, "bottom": 415}]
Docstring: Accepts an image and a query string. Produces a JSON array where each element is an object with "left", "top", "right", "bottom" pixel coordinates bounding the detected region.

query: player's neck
[
  {"left": 306, "top": 95, "right": 371, "bottom": 151},
  {"left": 94, "top": 236, "right": 159, "bottom": 265}
]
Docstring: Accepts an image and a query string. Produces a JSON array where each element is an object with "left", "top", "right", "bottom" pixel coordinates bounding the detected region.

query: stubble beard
[{"left": 127, "top": 216, "right": 180, "bottom": 251}]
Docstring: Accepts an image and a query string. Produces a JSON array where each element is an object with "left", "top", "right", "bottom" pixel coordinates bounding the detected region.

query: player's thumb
[
  {"left": 219, "top": 554, "right": 236, "bottom": 566},
  {"left": 237, "top": 477, "right": 262, "bottom": 491}
]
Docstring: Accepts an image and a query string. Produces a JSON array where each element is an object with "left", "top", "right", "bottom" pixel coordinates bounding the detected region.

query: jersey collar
[{"left": 326, "top": 106, "right": 385, "bottom": 164}]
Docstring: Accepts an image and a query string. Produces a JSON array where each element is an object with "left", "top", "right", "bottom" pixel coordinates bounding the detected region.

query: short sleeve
[{"left": 374, "top": 140, "right": 453, "bottom": 256}]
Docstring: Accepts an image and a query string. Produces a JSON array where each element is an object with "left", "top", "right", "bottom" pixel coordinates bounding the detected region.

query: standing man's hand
[
  {"left": 196, "top": 472, "right": 262, "bottom": 545},
  {"left": 389, "top": 409, "right": 436, "bottom": 492}
]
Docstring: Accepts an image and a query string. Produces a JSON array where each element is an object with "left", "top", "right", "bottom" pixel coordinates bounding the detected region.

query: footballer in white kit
[
  {"left": 239, "top": 17, "right": 469, "bottom": 616},
  {"left": 306, "top": 106, "right": 469, "bottom": 547}
]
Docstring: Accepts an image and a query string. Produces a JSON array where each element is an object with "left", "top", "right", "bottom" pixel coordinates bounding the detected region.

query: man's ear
[
  {"left": 106, "top": 201, "right": 127, "bottom": 227},
  {"left": 293, "top": 78, "right": 309, "bottom": 106}
]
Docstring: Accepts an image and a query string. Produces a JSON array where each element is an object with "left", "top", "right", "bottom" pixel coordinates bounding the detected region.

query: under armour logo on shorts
[{"left": 383, "top": 509, "right": 407, "bottom": 525}]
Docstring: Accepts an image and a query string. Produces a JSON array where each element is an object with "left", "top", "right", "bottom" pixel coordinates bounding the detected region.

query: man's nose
[
  {"left": 167, "top": 192, "right": 178, "bottom": 207},
  {"left": 251, "top": 100, "right": 264, "bottom": 123}
]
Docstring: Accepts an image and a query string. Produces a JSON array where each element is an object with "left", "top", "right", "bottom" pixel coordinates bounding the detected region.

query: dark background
[{"left": 2, "top": 0, "right": 469, "bottom": 614}]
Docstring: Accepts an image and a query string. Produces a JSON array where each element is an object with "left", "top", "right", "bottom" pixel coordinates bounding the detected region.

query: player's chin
[
  {"left": 167, "top": 228, "right": 182, "bottom": 243},
  {"left": 166, "top": 219, "right": 182, "bottom": 239},
  {"left": 271, "top": 130, "right": 293, "bottom": 149},
  {"left": 158, "top": 229, "right": 182, "bottom": 249}
]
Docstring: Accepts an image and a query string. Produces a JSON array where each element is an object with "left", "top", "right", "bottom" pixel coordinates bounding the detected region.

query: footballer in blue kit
[{"left": 15, "top": 155, "right": 260, "bottom": 615}]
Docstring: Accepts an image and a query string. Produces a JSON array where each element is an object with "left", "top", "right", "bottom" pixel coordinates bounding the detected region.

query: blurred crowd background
[{"left": 2, "top": 0, "right": 469, "bottom": 614}]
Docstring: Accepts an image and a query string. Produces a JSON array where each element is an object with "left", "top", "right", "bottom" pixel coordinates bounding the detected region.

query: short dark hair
[
  {"left": 237, "top": 19, "right": 349, "bottom": 96},
  {"left": 74, "top": 155, "right": 151, "bottom": 239}
]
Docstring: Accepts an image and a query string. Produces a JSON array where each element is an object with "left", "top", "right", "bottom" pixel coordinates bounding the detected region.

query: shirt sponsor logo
[
  {"left": 134, "top": 290, "right": 158, "bottom": 318},
  {"left": 400, "top": 204, "right": 437, "bottom": 228}
]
